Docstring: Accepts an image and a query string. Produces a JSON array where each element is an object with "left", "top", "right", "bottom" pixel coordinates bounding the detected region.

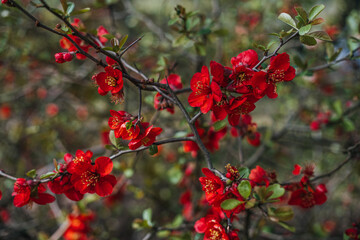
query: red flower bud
[{"left": 63, "top": 52, "right": 73, "bottom": 62}]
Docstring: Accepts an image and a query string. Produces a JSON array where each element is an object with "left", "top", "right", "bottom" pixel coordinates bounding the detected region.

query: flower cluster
[
  {"left": 183, "top": 123, "right": 227, "bottom": 158},
  {"left": 286, "top": 164, "right": 327, "bottom": 208},
  {"left": 108, "top": 110, "right": 162, "bottom": 150},
  {"left": 93, "top": 57, "right": 124, "bottom": 104},
  {"left": 12, "top": 178, "right": 55, "bottom": 207},
  {"left": 154, "top": 74, "right": 183, "bottom": 114},
  {"left": 230, "top": 114, "right": 261, "bottom": 146},
  {"left": 310, "top": 111, "right": 331, "bottom": 131},
  {"left": 188, "top": 50, "right": 295, "bottom": 126},
  {"left": 46, "top": 150, "right": 116, "bottom": 205},
  {"left": 345, "top": 222, "right": 360, "bottom": 240},
  {"left": 54, "top": 52, "right": 74, "bottom": 63},
  {"left": 58, "top": 19, "right": 109, "bottom": 60},
  {"left": 64, "top": 211, "right": 95, "bottom": 240}
]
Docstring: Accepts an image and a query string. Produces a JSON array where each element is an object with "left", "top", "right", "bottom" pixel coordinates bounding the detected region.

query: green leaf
[
  {"left": 329, "top": 48, "right": 342, "bottom": 62},
  {"left": 308, "top": 31, "right": 332, "bottom": 41},
  {"left": 245, "top": 198, "right": 256, "bottom": 209},
  {"left": 142, "top": 208, "right": 153, "bottom": 227},
  {"left": 311, "top": 18, "right": 324, "bottom": 25},
  {"left": 238, "top": 167, "right": 250, "bottom": 178},
  {"left": 40, "top": 172, "right": 57, "bottom": 180},
  {"left": 195, "top": 43, "right": 206, "bottom": 56},
  {"left": 26, "top": 169, "right": 37, "bottom": 178},
  {"left": 269, "top": 206, "right": 294, "bottom": 221},
  {"left": 238, "top": 180, "right": 252, "bottom": 199},
  {"left": 295, "top": 6, "right": 308, "bottom": 23},
  {"left": 213, "top": 120, "right": 227, "bottom": 131},
  {"left": 277, "top": 221, "right": 296, "bottom": 232},
  {"left": 295, "top": 15, "right": 306, "bottom": 29},
  {"left": 60, "top": 0, "right": 68, "bottom": 12},
  {"left": 278, "top": 13, "right": 297, "bottom": 28},
  {"left": 343, "top": 117, "right": 355, "bottom": 132},
  {"left": 253, "top": 42, "right": 266, "bottom": 51},
  {"left": 308, "top": 4, "right": 325, "bottom": 21},
  {"left": 70, "top": 8, "right": 91, "bottom": 16},
  {"left": 51, "top": 8, "right": 65, "bottom": 16},
  {"left": 300, "top": 35, "right": 317, "bottom": 46},
  {"left": 149, "top": 145, "right": 158, "bottom": 155},
  {"left": 125, "top": 121, "right": 132, "bottom": 130},
  {"left": 66, "top": 2, "right": 75, "bottom": 15},
  {"left": 221, "top": 199, "right": 243, "bottom": 210},
  {"left": 333, "top": 100, "right": 343, "bottom": 116},
  {"left": 168, "top": 18, "right": 178, "bottom": 26},
  {"left": 213, "top": 29, "right": 228, "bottom": 36},
  {"left": 299, "top": 24, "right": 312, "bottom": 36},
  {"left": 266, "top": 184, "right": 285, "bottom": 199},
  {"left": 102, "top": 34, "right": 116, "bottom": 40},
  {"left": 118, "top": 35, "right": 128, "bottom": 51}
]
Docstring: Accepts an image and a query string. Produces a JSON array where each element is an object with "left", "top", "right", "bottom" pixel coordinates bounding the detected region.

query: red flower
[
  {"left": 229, "top": 50, "right": 259, "bottom": 93},
  {"left": 292, "top": 164, "right": 302, "bottom": 175},
  {"left": 64, "top": 211, "right": 94, "bottom": 240},
  {"left": 12, "top": 178, "right": 55, "bottom": 207},
  {"left": 188, "top": 66, "right": 222, "bottom": 114},
  {"left": 97, "top": 26, "right": 109, "bottom": 44},
  {"left": 195, "top": 213, "right": 232, "bottom": 240},
  {"left": 227, "top": 95, "right": 258, "bottom": 126},
  {"left": 265, "top": 53, "right": 296, "bottom": 98},
  {"left": 210, "top": 61, "right": 232, "bottom": 88},
  {"left": 48, "top": 153, "right": 84, "bottom": 201},
  {"left": 108, "top": 110, "right": 133, "bottom": 137},
  {"left": 154, "top": 74, "right": 182, "bottom": 114},
  {"left": 118, "top": 121, "right": 141, "bottom": 140},
  {"left": 288, "top": 183, "right": 327, "bottom": 208},
  {"left": 71, "top": 156, "right": 117, "bottom": 197},
  {"left": 60, "top": 34, "right": 90, "bottom": 60},
  {"left": 67, "top": 150, "right": 93, "bottom": 175},
  {"left": 128, "top": 125, "right": 163, "bottom": 150},
  {"left": 249, "top": 166, "right": 270, "bottom": 187},
  {"left": 345, "top": 223, "right": 360, "bottom": 240},
  {"left": 199, "top": 168, "right": 225, "bottom": 206},
  {"left": 94, "top": 66, "right": 123, "bottom": 95}
]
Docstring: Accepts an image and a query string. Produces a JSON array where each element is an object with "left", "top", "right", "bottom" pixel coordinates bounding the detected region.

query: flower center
[
  {"left": 208, "top": 228, "right": 221, "bottom": 240},
  {"left": 269, "top": 70, "right": 285, "bottom": 83},
  {"left": 81, "top": 171, "right": 100, "bottom": 187},
  {"left": 301, "top": 191, "right": 316, "bottom": 208},
  {"left": 105, "top": 76, "right": 117, "bottom": 87}
]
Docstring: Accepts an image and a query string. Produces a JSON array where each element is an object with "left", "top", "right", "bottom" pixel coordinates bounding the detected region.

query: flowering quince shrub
[{"left": 0, "top": 1, "right": 360, "bottom": 239}]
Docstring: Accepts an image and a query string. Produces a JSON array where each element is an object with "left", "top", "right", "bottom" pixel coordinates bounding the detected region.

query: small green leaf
[
  {"left": 308, "top": 31, "right": 332, "bottom": 41},
  {"left": 295, "top": 6, "right": 308, "bottom": 23},
  {"left": 26, "top": 169, "right": 37, "bottom": 178},
  {"left": 300, "top": 35, "right": 317, "bottom": 46},
  {"left": 125, "top": 121, "right": 132, "bottom": 130},
  {"left": 51, "top": 8, "right": 65, "bottom": 16},
  {"left": 277, "top": 221, "right": 296, "bottom": 232},
  {"left": 329, "top": 48, "right": 342, "bottom": 62},
  {"left": 245, "top": 198, "right": 256, "bottom": 209},
  {"left": 40, "top": 172, "right": 57, "bottom": 180},
  {"left": 278, "top": 13, "right": 297, "bottom": 28},
  {"left": 60, "top": 0, "right": 68, "bottom": 12},
  {"left": 266, "top": 184, "right": 285, "bottom": 199},
  {"left": 343, "top": 117, "right": 355, "bottom": 132},
  {"left": 333, "top": 100, "right": 343, "bottom": 116},
  {"left": 269, "top": 206, "right": 294, "bottom": 221},
  {"left": 238, "top": 180, "right": 252, "bottom": 199},
  {"left": 221, "top": 199, "right": 243, "bottom": 210},
  {"left": 118, "top": 35, "right": 128, "bottom": 51},
  {"left": 195, "top": 43, "right": 206, "bottom": 56},
  {"left": 308, "top": 4, "right": 325, "bottom": 21},
  {"left": 102, "top": 34, "right": 116, "bottom": 40},
  {"left": 66, "top": 2, "right": 75, "bottom": 15},
  {"left": 149, "top": 145, "right": 158, "bottom": 155},
  {"left": 70, "top": 8, "right": 91, "bottom": 16},
  {"left": 143, "top": 208, "right": 153, "bottom": 227},
  {"left": 299, "top": 24, "right": 312, "bottom": 36},
  {"left": 311, "top": 18, "right": 324, "bottom": 25},
  {"left": 213, "top": 120, "right": 227, "bottom": 131},
  {"left": 253, "top": 42, "right": 266, "bottom": 51},
  {"left": 168, "top": 18, "right": 178, "bottom": 26},
  {"left": 295, "top": 15, "right": 306, "bottom": 29},
  {"left": 238, "top": 167, "right": 250, "bottom": 178}
]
